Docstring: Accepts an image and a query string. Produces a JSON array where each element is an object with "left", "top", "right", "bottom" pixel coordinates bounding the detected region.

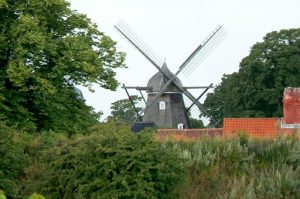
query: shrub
[
  {"left": 31, "top": 122, "right": 187, "bottom": 198},
  {"left": 0, "top": 122, "right": 28, "bottom": 198},
  {"left": 28, "top": 193, "right": 46, "bottom": 199},
  {"left": 0, "top": 190, "right": 7, "bottom": 199}
]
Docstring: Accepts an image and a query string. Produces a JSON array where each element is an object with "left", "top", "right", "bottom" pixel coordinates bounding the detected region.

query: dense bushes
[
  {"left": 0, "top": 122, "right": 28, "bottom": 198},
  {"left": 1, "top": 122, "right": 300, "bottom": 198},
  {"left": 25, "top": 122, "right": 187, "bottom": 199}
]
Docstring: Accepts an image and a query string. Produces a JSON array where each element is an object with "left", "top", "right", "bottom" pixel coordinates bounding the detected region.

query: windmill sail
[
  {"left": 114, "top": 20, "right": 164, "bottom": 68},
  {"left": 181, "top": 25, "right": 227, "bottom": 77},
  {"left": 115, "top": 20, "right": 224, "bottom": 127},
  {"left": 141, "top": 25, "right": 227, "bottom": 116}
]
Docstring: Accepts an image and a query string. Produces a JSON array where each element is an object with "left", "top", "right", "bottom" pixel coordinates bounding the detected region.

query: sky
[{"left": 67, "top": 0, "right": 300, "bottom": 120}]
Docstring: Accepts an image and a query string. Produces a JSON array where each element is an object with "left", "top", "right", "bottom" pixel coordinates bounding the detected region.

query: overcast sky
[{"left": 67, "top": 0, "right": 300, "bottom": 120}]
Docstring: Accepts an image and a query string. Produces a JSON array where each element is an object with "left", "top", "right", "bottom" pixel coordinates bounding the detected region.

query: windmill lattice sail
[
  {"left": 114, "top": 20, "right": 164, "bottom": 68},
  {"left": 181, "top": 25, "right": 227, "bottom": 77},
  {"left": 115, "top": 20, "right": 226, "bottom": 128}
]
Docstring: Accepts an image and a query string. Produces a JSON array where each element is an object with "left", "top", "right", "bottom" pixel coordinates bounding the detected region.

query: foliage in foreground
[
  {"left": 2, "top": 120, "right": 300, "bottom": 199},
  {"left": 0, "top": 191, "right": 45, "bottom": 199},
  {"left": 165, "top": 135, "right": 300, "bottom": 198},
  {"left": 24, "top": 122, "right": 186, "bottom": 199},
  {"left": 0, "top": 123, "right": 28, "bottom": 198}
]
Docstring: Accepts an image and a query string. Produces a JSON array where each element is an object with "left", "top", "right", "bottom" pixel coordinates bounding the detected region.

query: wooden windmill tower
[
  {"left": 143, "top": 63, "right": 189, "bottom": 128},
  {"left": 115, "top": 20, "right": 226, "bottom": 128}
]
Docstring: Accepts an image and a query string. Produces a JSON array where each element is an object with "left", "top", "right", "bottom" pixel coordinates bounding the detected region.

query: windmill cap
[{"left": 146, "top": 63, "right": 183, "bottom": 93}]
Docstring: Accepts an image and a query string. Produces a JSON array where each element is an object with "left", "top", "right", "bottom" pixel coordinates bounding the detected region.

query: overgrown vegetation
[
  {"left": 1, "top": 121, "right": 187, "bottom": 198},
  {"left": 1, "top": 121, "right": 300, "bottom": 198},
  {"left": 26, "top": 123, "right": 186, "bottom": 199},
  {"left": 0, "top": 123, "right": 28, "bottom": 198},
  {"left": 167, "top": 135, "right": 300, "bottom": 198}
]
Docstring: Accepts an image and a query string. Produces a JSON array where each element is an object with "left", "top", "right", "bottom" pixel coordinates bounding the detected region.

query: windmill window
[{"left": 159, "top": 101, "right": 166, "bottom": 110}]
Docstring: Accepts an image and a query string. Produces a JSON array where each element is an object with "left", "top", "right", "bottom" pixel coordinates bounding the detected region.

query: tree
[
  {"left": 186, "top": 111, "right": 205, "bottom": 128},
  {"left": 204, "top": 28, "right": 300, "bottom": 126},
  {"left": 110, "top": 95, "right": 143, "bottom": 122},
  {"left": 188, "top": 117, "right": 205, "bottom": 128},
  {"left": 0, "top": 0, "right": 125, "bottom": 132}
]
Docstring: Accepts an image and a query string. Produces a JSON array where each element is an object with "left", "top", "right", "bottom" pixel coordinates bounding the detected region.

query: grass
[{"left": 162, "top": 134, "right": 300, "bottom": 198}]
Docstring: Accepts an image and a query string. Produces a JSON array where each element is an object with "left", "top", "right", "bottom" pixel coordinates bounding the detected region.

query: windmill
[{"left": 115, "top": 20, "right": 226, "bottom": 128}]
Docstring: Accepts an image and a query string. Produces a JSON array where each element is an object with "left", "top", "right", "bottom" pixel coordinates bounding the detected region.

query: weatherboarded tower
[{"left": 142, "top": 64, "right": 189, "bottom": 128}]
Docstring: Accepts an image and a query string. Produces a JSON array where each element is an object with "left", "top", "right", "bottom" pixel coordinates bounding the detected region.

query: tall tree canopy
[
  {"left": 204, "top": 28, "right": 300, "bottom": 126},
  {"left": 0, "top": 0, "right": 125, "bottom": 132}
]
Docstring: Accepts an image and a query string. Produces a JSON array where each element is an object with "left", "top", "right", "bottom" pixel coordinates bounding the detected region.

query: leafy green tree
[
  {"left": 0, "top": 0, "right": 125, "bottom": 132},
  {"left": 186, "top": 111, "right": 205, "bottom": 128},
  {"left": 110, "top": 95, "right": 143, "bottom": 122},
  {"left": 204, "top": 28, "right": 300, "bottom": 126},
  {"left": 188, "top": 117, "right": 204, "bottom": 128}
]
